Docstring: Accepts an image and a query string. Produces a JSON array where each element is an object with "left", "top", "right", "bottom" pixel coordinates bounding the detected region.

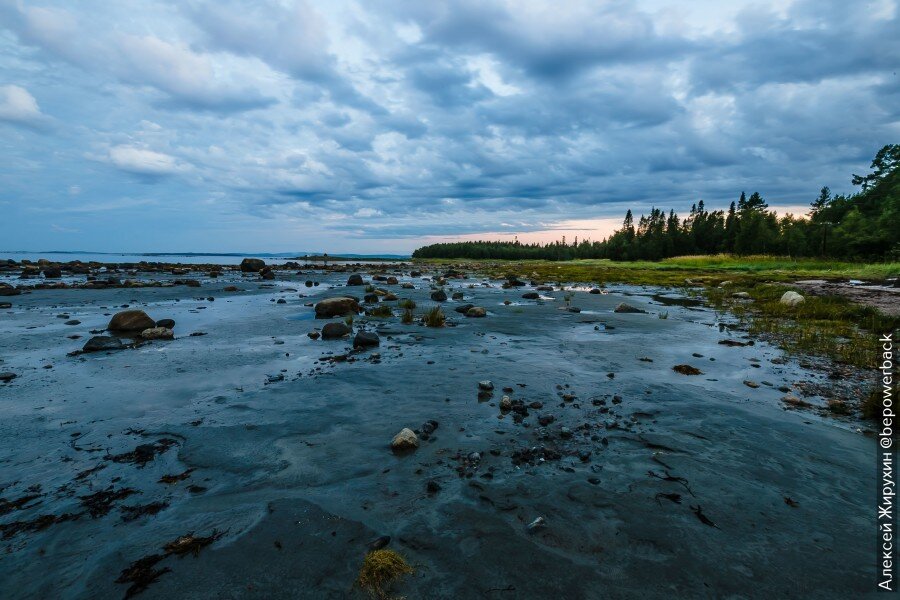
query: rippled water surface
[{"left": 0, "top": 266, "right": 874, "bottom": 599}]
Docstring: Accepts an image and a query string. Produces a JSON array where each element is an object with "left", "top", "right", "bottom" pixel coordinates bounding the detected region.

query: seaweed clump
[
  {"left": 163, "top": 530, "right": 225, "bottom": 557},
  {"left": 116, "top": 554, "right": 171, "bottom": 599},
  {"left": 356, "top": 549, "right": 413, "bottom": 599},
  {"left": 116, "top": 530, "right": 225, "bottom": 597}
]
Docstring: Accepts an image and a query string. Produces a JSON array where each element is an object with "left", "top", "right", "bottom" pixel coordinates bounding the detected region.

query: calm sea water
[{"left": 0, "top": 252, "right": 407, "bottom": 265}]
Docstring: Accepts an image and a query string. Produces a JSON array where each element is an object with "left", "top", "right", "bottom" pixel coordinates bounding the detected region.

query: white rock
[
  {"left": 141, "top": 327, "right": 174, "bottom": 340},
  {"left": 390, "top": 428, "right": 418, "bottom": 451},
  {"left": 779, "top": 291, "right": 805, "bottom": 307}
]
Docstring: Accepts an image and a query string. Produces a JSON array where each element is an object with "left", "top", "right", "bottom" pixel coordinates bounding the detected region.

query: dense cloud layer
[{"left": 0, "top": 0, "right": 897, "bottom": 253}]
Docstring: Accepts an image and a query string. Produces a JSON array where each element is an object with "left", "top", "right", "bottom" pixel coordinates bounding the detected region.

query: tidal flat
[{"left": 0, "top": 262, "right": 878, "bottom": 599}]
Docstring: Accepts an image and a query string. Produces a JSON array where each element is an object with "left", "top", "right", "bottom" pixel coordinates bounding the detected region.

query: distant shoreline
[
  {"left": 0, "top": 250, "right": 410, "bottom": 261},
  {"left": 0, "top": 251, "right": 411, "bottom": 266}
]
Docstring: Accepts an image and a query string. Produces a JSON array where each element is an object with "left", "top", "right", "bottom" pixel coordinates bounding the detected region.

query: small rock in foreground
[{"left": 391, "top": 428, "right": 419, "bottom": 451}]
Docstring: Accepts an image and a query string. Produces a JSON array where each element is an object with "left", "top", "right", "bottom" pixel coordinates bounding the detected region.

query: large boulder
[
  {"left": 431, "top": 290, "right": 447, "bottom": 301},
  {"left": 108, "top": 310, "right": 155, "bottom": 332},
  {"left": 0, "top": 284, "right": 20, "bottom": 296},
  {"left": 455, "top": 303, "right": 475, "bottom": 314},
  {"left": 353, "top": 331, "right": 380, "bottom": 348},
  {"left": 315, "top": 297, "right": 360, "bottom": 318},
  {"left": 780, "top": 291, "right": 805, "bottom": 307},
  {"left": 240, "top": 258, "right": 266, "bottom": 273},
  {"left": 347, "top": 274, "right": 365, "bottom": 286},
  {"left": 83, "top": 336, "right": 126, "bottom": 352},
  {"left": 321, "top": 322, "right": 352, "bottom": 339}
]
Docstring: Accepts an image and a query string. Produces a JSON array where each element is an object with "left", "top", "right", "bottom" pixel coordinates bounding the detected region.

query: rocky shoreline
[{"left": 0, "top": 257, "right": 879, "bottom": 598}]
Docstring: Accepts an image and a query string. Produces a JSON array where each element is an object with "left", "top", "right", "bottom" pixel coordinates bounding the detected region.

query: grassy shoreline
[{"left": 417, "top": 254, "right": 900, "bottom": 286}]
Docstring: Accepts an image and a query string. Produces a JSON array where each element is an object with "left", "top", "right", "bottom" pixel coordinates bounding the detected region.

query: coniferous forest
[{"left": 413, "top": 145, "right": 900, "bottom": 262}]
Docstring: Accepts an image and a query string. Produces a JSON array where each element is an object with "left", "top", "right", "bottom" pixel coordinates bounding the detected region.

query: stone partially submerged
[
  {"left": 141, "top": 327, "right": 174, "bottom": 340},
  {"left": 240, "top": 258, "right": 265, "bottom": 272},
  {"left": 390, "top": 428, "right": 418, "bottom": 451},
  {"left": 83, "top": 336, "right": 126, "bottom": 353},
  {"left": 614, "top": 302, "right": 646, "bottom": 314},
  {"left": 108, "top": 310, "right": 156, "bottom": 332},
  {"left": 314, "top": 297, "right": 360, "bottom": 318},
  {"left": 322, "top": 322, "right": 352, "bottom": 339},
  {"left": 353, "top": 331, "right": 380, "bottom": 348}
]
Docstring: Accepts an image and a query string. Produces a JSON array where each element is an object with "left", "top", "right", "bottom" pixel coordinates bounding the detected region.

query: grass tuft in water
[
  {"left": 423, "top": 306, "right": 445, "bottom": 327},
  {"left": 368, "top": 305, "right": 393, "bottom": 318}
]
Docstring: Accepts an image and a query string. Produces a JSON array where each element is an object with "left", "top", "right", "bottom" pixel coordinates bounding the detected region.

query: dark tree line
[{"left": 413, "top": 145, "right": 900, "bottom": 262}]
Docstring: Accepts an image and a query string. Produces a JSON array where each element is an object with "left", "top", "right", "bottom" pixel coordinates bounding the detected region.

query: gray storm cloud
[{"left": 0, "top": 0, "right": 897, "bottom": 252}]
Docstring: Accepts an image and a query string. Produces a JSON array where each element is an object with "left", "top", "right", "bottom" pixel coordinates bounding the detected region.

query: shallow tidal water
[{"left": 0, "top": 267, "right": 876, "bottom": 599}]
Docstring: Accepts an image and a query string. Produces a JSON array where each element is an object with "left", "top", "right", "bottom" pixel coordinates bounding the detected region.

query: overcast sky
[{"left": 1, "top": 0, "right": 897, "bottom": 254}]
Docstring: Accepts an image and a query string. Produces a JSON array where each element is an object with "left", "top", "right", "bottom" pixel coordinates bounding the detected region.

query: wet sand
[{"left": 0, "top": 265, "right": 877, "bottom": 599}]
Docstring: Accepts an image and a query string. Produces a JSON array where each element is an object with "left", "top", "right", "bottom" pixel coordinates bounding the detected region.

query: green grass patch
[
  {"left": 417, "top": 255, "right": 899, "bottom": 287},
  {"left": 707, "top": 283, "right": 899, "bottom": 369}
]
